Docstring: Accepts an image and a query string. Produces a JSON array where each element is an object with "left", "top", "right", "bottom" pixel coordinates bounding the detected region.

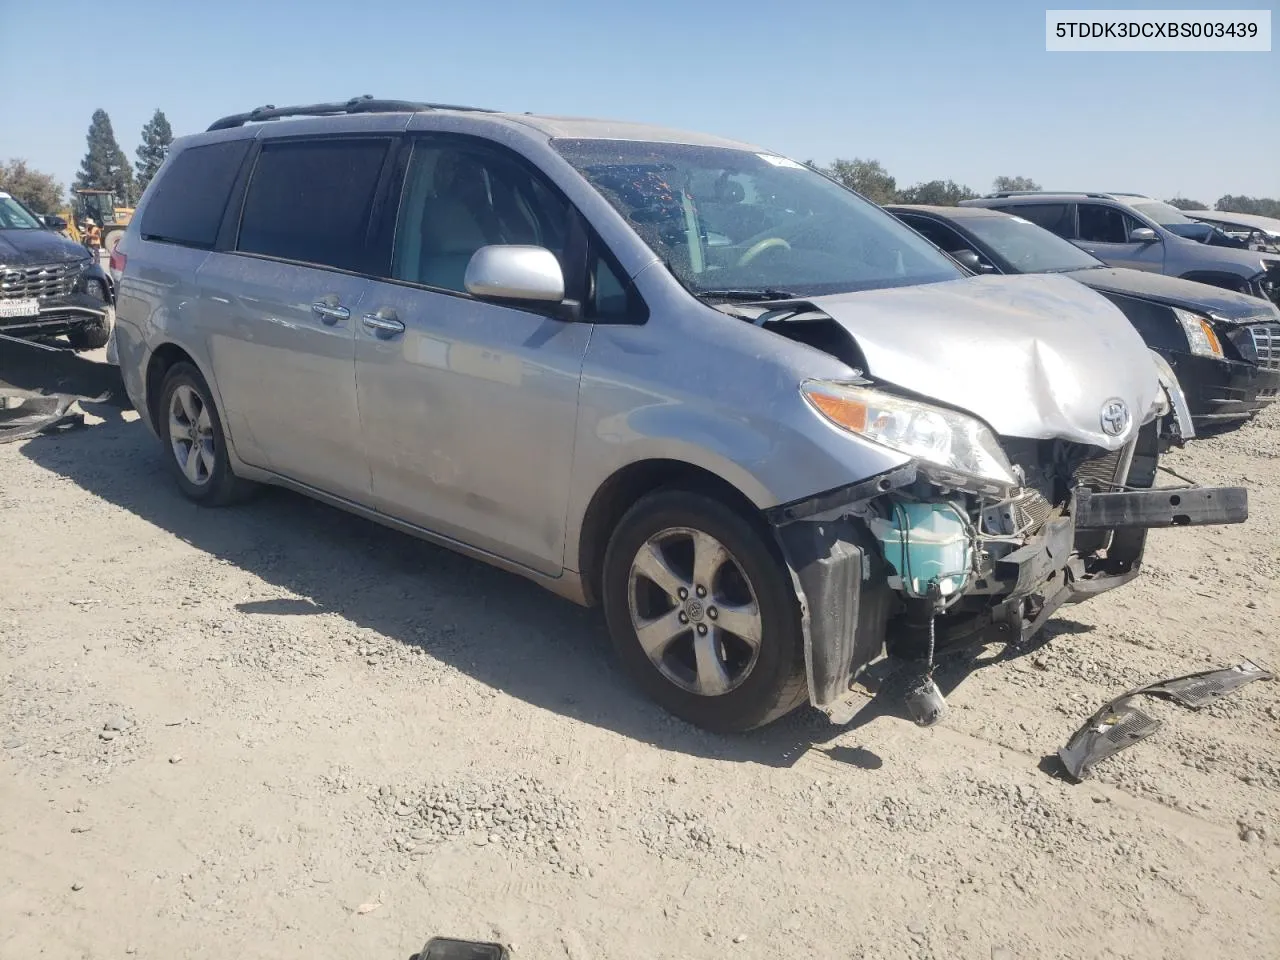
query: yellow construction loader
[{"left": 55, "top": 189, "right": 134, "bottom": 254}]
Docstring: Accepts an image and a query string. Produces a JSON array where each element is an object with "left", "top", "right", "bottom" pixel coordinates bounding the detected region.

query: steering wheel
[{"left": 737, "top": 237, "right": 791, "bottom": 267}]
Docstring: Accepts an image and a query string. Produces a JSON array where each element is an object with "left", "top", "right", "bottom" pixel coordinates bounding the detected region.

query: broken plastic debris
[{"left": 1057, "top": 661, "right": 1272, "bottom": 782}]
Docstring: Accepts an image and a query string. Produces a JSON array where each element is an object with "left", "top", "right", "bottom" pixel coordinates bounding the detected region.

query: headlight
[
  {"left": 85, "top": 277, "right": 106, "bottom": 301},
  {"left": 802, "top": 380, "right": 1018, "bottom": 492},
  {"left": 1173, "top": 308, "right": 1222, "bottom": 358}
]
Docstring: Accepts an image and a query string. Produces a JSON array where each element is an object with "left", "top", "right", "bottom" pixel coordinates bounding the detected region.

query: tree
[
  {"left": 896, "top": 179, "right": 979, "bottom": 206},
  {"left": 992, "top": 175, "right": 1041, "bottom": 193},
  {"left": 74, "top": 109, "right": 135, "bottom": 205},
  {"left": 0, "top": 159, "right": 63, "bottom": 213},
  {"left": 1166, "top": 197, "right": 1208, "bottom": 211},
  {"left": 134, "top": 109, "right": 174, "bottom": 195},
  {"left": 825, "top": 158, "right": 897, "bottom": 205},
  {"left": 1215, "top": 195, "right": 1280, "bottom": 218}
]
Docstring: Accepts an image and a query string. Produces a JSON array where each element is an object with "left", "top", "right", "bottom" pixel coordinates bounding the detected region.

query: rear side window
[
  {"left": 237, "top": 139, "right": 390, "bottom": 274},
  {"left": 140, "top": 140, "right": 251, "bottom": 248},
  {"left": 1005, "top": 203, "right": 1073, "bottom": 238}
]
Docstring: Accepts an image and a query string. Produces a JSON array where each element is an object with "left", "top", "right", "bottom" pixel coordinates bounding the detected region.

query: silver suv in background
[
  {"left": 112, "top": 98, "right": 1245, "bottom": 732},
  {"left": 961, "top": 192, "right": 1280, "bottom": 308}
]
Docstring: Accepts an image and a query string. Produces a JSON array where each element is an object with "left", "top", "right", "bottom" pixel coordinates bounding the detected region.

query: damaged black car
[
  {"left": 0, "top": 191, "right": 113, "bottom": 351},
  {"left": 888, "top": 204, "right": 1280, "bottom": 431}
]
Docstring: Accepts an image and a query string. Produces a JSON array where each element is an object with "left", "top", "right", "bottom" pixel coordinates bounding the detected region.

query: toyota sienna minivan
[{"left": 111, "top": 97, "right": 1246, "bottom": 732}]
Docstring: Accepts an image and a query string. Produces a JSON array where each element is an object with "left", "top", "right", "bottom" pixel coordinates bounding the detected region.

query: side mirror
[
  {"left": 42, "top": 214, "right": 68, "bottom": 231},
  {"left": 1129, "top": 227, "right": 1158, "bottom": 243},
  {"left": 464, "top": 245, "right": 565, "bottom": 303},
  {"left": 951, "top": 248, "right": 995, "bottom": 274}
]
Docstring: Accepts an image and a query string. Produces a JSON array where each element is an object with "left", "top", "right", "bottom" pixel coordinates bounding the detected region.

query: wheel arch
[
  {"left": 576, "top": 458, "right": 766, "bottom": 607},
  {"left": 144, "top": 342, "right": 201, "bottom": 434}
]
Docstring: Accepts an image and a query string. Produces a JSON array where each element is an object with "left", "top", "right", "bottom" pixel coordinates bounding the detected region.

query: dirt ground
[{"left": 2, "top": 348, "right": 1278, "bottom": 960}]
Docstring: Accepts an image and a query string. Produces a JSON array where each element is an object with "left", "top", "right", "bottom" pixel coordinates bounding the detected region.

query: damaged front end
[{"left": 767, "top": 376, "right": 1247, "bottom": 726}]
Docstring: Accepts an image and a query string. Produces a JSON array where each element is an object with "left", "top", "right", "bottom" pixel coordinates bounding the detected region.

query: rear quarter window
[{"left": 139, "top": 140, "right": 252, "bottom": 248}]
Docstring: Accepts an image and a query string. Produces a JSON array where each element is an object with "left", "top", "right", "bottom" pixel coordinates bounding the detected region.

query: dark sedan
[
  {"left": 0, "top": 191, "right": 113, "bottom": 351},
  {"left": 887, "top": 204, "right": 1280, "bottom": 430}
]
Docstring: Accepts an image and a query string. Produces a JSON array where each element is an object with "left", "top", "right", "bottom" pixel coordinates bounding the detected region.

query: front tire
[
  {"left": 602, "top": 489, "right": 807, "bottom": 732},
  {"left": 156, "top": 363, "right": 254, "bottom": 506},
  {"left": 67, "top": 318, "right": 110, "bottom": 351}
]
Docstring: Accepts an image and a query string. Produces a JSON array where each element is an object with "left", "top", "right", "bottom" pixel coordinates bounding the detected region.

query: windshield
[
  {"left": 1130, "top": 201, "right": 1194, "bottom": 227},
  {"left": 552, "top": 139, "right": 962, "bottom": 297},
  {"left": 0, "top": 194, "right": 45, "bottom": 230},
  {"left": 962, "top": 214, "right": 1103, "bottom": 273}
]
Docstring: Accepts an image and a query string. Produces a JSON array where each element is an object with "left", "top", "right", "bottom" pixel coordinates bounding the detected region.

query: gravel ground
[{"left": 1, "top": 349, "right": 1277, "bottom": 960}]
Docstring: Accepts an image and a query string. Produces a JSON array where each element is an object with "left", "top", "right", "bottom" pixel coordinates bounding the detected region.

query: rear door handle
[
  {"left": 311, "top": 301, "right": 350, "bottom": 325},
  {"left": 361, "top": 311, "right": 405, "bottom": 337}
]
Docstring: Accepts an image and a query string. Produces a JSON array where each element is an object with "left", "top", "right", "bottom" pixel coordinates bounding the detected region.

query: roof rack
[
  {"left": 207, "top": 95, "right": 496, "bottom": 132},
  {"left": 985, "top": 190, "right": 1151, "bottom": 201}
]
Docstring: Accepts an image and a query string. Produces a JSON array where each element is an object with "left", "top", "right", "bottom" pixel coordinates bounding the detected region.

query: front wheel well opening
[
  {"left": 577, "top": 459, "right": 764, "bottom": 607},
  {"left": 144, "top": 343, "right": 196, "bottom": 433}
]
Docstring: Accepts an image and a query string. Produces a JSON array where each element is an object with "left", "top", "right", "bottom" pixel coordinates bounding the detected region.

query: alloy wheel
[
  {"left": 168, "top": 384, "right": 215, "bottom": 487},
  {"left": 626, "top": 526, "right": 763, "bottom": 697}
]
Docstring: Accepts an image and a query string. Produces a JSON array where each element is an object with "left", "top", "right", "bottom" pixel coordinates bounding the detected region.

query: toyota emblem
[{"left": 1100, "top": 398, "right": 1130, "bottom": 437}]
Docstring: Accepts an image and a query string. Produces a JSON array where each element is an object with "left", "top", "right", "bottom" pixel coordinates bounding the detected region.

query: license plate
[{"left": 0, "top": 298, "right": 40, "bottom": 319}]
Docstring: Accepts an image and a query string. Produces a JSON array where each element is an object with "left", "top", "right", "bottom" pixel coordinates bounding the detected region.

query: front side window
[
  {"left": 898, "top": 215, "right": 969, "bottom": 253},
  {"left": 1077, "top": 203, "right": 1131, "bottom": 244},
  {"left": 237, "top": 138, "right": 390, "bottom": 273},
  {"left": 961, "top": 215, "right": 1103, "bottom": 273},
  {"left": 393, "top": 142, "right": 570, "bottom": 293},
  {"left": 0, "top": 194, "right": 44, "bottom": 230},
  {"left": 552, "top": 139, "right": 961, "bottom": 298}
]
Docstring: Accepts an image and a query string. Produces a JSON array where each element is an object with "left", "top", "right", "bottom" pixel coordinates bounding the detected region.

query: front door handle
[
  {"left": 361, "top": 311, "right": 405, "bottom": 338},
  {"left": 311, "top": 301, "right": 350, "bottom": 325}
]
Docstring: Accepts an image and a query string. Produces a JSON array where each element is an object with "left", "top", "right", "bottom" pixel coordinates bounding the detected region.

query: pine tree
[
  {"left": 74, "top": 109, "right": 135, "bottom": 205},
  {"left": 134, "top": 109, "right": 174, "bottom": 195}
]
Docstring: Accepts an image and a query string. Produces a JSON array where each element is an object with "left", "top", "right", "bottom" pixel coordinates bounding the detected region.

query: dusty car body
[
  {"left": 0, "top": 192, "right": 113, "bottom": 351},
  {"left": 888, "top": 204, "right": 1280, "bottom": 429},
  {"left": 111, "top": 99, "right": 1246, "bottom": 731}
]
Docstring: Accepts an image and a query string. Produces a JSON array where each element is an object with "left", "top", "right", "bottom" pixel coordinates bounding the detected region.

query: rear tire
[
  {"left": 102, "top": 229, "right": 124, "bottom": 258},
  {"left": 156, "top": 362, "right": 254, "bottom": 506},
  {"left": 602, "top": 489, "right": 807, "bottom": 732}
]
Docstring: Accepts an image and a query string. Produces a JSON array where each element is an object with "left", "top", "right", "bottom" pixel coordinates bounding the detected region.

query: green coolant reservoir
[{"left": 869, "top": 502, "right": 972, "bottom": 599}]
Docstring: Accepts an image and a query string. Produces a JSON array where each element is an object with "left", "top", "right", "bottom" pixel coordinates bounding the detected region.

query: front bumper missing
[
  {"left": 771, "top": 469, "right": 1249, "bottom": 720},
  {"left": 1074, "top": 486, "right": 1248, "bottom": 529}
]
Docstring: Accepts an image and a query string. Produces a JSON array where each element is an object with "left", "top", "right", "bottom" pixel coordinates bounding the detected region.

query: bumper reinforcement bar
[{"left": 1073, "top": 486, "right": 1248, "bottom": 530}]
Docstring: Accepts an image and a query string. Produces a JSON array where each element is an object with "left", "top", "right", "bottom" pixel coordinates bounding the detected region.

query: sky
[{"left": 1, "top": 0, "right": 1276, "bottom": 204}]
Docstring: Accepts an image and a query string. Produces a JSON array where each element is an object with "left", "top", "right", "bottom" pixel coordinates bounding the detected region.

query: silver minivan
[{"left": 111, "top": 98, "right": 1246, "bottom": 732}]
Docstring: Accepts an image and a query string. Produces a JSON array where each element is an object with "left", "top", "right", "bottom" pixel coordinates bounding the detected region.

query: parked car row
[{"left": 103, "top": 98, "right": 1253, "bottom": 732}]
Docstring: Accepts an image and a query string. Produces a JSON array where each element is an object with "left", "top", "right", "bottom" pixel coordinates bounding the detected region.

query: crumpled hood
[
  {"left": 812, "top": 274, "right": 1162, "bottom": 450},
  {"left": 1067, "top": 267, "right": 1280, "bottom": 322},
  {"left": 0, "top": 230, "right": 90, "bottom": 267}
]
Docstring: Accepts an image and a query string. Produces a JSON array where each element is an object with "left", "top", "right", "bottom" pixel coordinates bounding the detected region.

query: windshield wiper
[{"left": 698, "top": 288, "right": 804, "bottom": 302}]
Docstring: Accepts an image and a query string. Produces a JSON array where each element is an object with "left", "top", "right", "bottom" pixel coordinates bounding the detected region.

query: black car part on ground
[
  {"left": 1057, "top": 661, "right": 1274, "bottom": 782},
  {"left": 0, "top": 336, "right": 127, "bottom": 442}
]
